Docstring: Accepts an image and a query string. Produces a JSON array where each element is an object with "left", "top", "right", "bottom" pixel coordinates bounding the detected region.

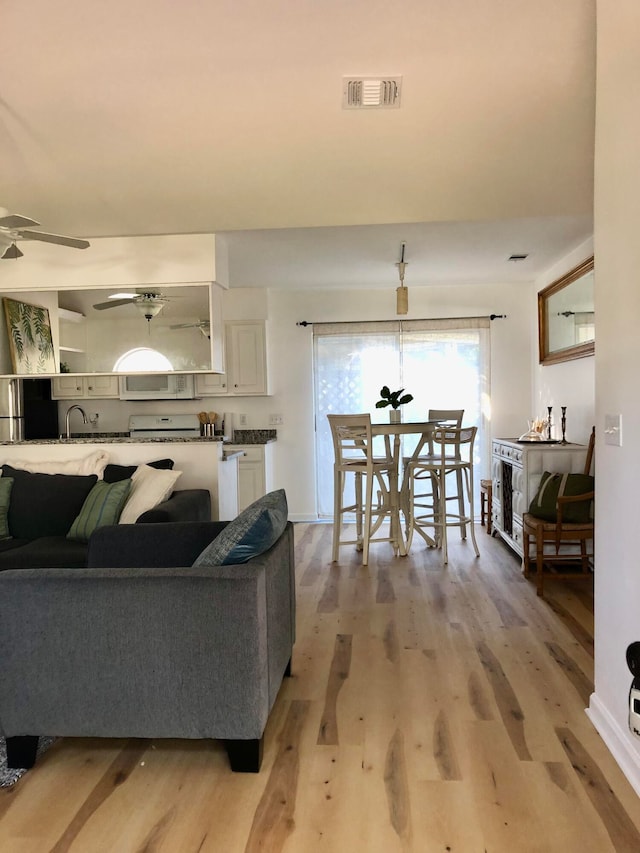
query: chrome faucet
[{"left": 64, "top": 405, "right": 89, "bottom": 439}]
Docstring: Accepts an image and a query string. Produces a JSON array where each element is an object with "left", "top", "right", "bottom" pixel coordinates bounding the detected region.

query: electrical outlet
[
  {"left": 238, "top": 413, "right": 248, "bottom": 426},
  {"left": 269, "top": 413, "right": 284, "bottom": 426}
]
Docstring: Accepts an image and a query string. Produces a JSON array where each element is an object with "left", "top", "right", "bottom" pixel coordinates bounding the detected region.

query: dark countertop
[
  {"left": 230, "top": 429, "right": 278, "bottom": 445},
  {"left": 1, "top": 428, "right": 278, "bottom": 446}
]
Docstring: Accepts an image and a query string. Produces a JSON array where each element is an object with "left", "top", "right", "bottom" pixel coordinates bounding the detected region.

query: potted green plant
[{"left": 375, "top": 385, "right": 414, "bottom": 422}]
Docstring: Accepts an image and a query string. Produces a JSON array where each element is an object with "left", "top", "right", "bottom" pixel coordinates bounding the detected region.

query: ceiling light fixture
[
  {"left": 135, "top": 297, "right": 165, "bottom": 323},
  {"left": 1, "top": 242, "right": 24, "bottom": 260},
  {"left": 396, "top": 242, "right": 408, "bottom": 315}
]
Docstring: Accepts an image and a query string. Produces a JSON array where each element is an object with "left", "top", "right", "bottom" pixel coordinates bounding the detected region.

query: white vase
[{"left": 389, "top": 410, "right": 402, "bottom": 423}]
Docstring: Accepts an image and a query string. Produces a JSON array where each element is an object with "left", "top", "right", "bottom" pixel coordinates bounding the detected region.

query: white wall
[
  {"left": 586, "top": 0, "right": 640, "bottom": 797},
  {"left": 531, "top": 237, "right": 595, "bottom": 445}
]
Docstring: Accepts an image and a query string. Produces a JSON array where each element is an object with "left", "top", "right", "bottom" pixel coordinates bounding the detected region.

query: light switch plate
[{"left": 604, "top": 413, "right": 622, "bottom": 446}]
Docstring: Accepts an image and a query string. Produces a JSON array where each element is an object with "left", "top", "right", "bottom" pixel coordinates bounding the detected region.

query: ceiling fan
[
  {"left": 0, "top": 209, "right": 90, "bottom": 259},
  {"left": 169, "top": 320, "right": 211, "bottom": 339},
  {"left": 93, "top": 290, "right": 170, "bottom": 322}
]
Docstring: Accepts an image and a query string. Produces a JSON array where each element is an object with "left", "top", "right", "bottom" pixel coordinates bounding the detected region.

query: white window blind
[{"left": 314, "top": 318, "right": 490, "bottom": 518}]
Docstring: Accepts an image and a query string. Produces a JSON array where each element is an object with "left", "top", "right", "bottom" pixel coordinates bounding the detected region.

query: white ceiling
[{"left": 0, "top": 1, "right": 596, "bottom": 289}]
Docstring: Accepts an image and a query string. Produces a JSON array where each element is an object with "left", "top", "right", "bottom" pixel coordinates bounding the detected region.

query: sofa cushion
[
  {"left": 103, "top": 458, "right": 174, "bottom": 484},
  {"left": 119, "top": 465, "right": 182, "bottom": 524},
  {"left": 1, "top": 465, "right": 98, "bottom": 540},
  {"left": 0, "top": 476, "right": 13, "bottom": 539},
  {"left": 193, "top": 489, "right": 288, "bottom": 566},
  {"left": 528, "top": 471, "right": 594, "bottom": 523},
  {"left": 67, "top": 478, "right": 133, "bottom": 542},
  {"left": 0, "top": 536, "right": 88, "bottom": 569}
]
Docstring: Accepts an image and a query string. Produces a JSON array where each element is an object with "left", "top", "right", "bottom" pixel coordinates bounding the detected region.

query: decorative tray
[{"left": 516, "top": 438, "right": 560, "bottom": 444}]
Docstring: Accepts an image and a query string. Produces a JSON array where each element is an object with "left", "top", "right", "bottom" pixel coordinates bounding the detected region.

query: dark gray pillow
[
  {"left": 103, "top": 458, "right": 174, "bottom": 484},
  {"left": 193, "top": 489, "right": 288, "bottom": 566},
  {"left": 2, "top": 465, "right": 98, "bottom": 540}
]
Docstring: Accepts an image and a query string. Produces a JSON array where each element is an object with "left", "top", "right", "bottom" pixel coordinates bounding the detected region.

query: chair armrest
[{"left": 136, "top": 489, "right": 211, "bottom": 523}]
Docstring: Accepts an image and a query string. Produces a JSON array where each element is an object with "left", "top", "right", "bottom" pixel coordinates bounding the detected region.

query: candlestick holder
[
  {"left": 547, "top": 406, "right": 553, "bottom": 441},
  {"left": 560, "top": 406, "right": 567, "bottom": 444}
]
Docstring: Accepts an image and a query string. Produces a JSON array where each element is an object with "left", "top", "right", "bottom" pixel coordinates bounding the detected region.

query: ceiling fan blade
[
  {"left": 93, "top": 298, "right": 135, "bottom": 310},
  {"left": 18, "top": 229, "right": 90, "bottom": 249},
  {"left": 0, "top": 214, "right": 40, "bottom": 229}
]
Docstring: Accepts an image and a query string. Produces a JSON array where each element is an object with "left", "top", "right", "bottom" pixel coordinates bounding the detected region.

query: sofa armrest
[
  {"left": 88, "top": 520, "right": 228, "bottom": 568},
  {"left": 136, "top": 488, "right": 211, "bottom": 524}
]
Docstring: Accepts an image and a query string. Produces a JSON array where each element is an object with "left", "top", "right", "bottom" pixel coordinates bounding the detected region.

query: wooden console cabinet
[{"left": 491, "top": 438, "right": 589, "bottom": 558}]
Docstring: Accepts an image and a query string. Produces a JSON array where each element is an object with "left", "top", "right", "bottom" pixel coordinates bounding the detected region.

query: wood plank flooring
[{"left": 2, "top": 524, "right": 639, "bottom": 852}]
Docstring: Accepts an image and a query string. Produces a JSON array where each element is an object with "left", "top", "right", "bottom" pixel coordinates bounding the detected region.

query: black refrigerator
[{"left": 21, "top": 378, "right": 60, "bottom": 440}]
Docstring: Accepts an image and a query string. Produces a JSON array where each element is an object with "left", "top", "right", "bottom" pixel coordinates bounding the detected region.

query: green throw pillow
[
  {"left": 528, "top": 471, "right": 594, "bottom": 523},
  {"left": 0, "top": 476, "right": 14, "bottom": 539},
  {"left": 67, "top": 478, "right": 132, "bottom": 542}
]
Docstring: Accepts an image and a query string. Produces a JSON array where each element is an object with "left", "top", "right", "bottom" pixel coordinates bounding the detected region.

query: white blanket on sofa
[{"left": 1, "top": 450, "right": 110, "bottom": 477}]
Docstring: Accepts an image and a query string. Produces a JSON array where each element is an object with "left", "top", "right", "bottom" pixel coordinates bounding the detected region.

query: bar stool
[
  {"left": 480, "top": 479, "right": 492, "bottom": 533},
  {"left": 327, "top": 413, "right": 395, "bottom": 566},
  {"left": 407, "top": 425, "right": 480, "bottom": 564},
  {"left": 401, "top": 409, "right": 464, "bottom": 548}
]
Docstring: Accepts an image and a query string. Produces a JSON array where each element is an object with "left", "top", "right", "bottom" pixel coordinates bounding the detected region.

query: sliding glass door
[{"left": 314, "top": 319, "right": 490, "bottom": 518}]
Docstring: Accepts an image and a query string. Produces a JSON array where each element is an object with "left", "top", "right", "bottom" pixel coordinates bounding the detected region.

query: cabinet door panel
[
  {"left": 86, "top": 375, "right": 119, "bottom": 398},
  {"left": 229, "top": 324, "right": 267, "bottom": 394},
  {"left": 51, "top": 376, "right": 84, "bottom": 398}
]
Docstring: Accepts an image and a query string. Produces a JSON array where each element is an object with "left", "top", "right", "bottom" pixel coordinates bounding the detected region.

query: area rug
[{"left": 0, "top": 737, "right": 56, "bottom": 788}]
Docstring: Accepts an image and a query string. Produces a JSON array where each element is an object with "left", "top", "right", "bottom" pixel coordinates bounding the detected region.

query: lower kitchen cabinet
[
  {"left": 51, "top": 375, "right": 120, "bottom": 400},
  {"left": 225, "top": 443, "right": 274, "bottom": 512}
]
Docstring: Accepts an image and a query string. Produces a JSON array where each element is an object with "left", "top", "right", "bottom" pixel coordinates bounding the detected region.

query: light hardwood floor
[{"left": 1, "top": 523, "right": 639, "bottom": 852}]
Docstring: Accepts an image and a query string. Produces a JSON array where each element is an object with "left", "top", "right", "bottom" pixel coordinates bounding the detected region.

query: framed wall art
[{"left": 3, "top": 297, "right": 56, "bottom": 374}]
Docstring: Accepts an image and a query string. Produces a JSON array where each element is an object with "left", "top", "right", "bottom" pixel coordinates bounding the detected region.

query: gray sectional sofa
[{"left": 0, "top": 519, "right": 295, "bottom": 773}]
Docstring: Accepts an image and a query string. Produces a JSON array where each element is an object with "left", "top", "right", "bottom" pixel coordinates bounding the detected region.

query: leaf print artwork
[{"left": 3, "top": 298, "right": 56, "bottom": 374}]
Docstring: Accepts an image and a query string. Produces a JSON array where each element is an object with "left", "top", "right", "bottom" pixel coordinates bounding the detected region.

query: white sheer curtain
[{"left": 314, "top": 318, "right": 490, "bottom": 518}]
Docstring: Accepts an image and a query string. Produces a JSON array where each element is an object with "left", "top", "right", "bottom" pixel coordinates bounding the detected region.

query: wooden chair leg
[
  {"left": 331, "top": 468, "right": 341, "bottom": 562},
  {"left": 535, "top": 527, "right": 545, "bottom": 597}
]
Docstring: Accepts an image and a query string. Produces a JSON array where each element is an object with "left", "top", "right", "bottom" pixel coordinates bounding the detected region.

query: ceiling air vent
[{"left": 342, "top": 76, "right": 402, "bottom": 109}]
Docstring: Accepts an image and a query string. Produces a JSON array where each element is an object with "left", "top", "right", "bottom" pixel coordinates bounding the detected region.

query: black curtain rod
[{"left": 296, "top": 314, "right": 506, "bottom": 327}]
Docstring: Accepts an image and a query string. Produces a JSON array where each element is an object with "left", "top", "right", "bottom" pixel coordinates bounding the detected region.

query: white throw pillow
[
  {"left": 118, "top": 464, "right": 182, "bottom": 524},
  {"left": 1, "top": 450, "right": 110, "bottom": 477}
]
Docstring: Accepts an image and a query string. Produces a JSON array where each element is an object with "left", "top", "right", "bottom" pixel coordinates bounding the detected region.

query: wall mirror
[{"left": 538, "top": 256, "right": 594, "bottom": 365}]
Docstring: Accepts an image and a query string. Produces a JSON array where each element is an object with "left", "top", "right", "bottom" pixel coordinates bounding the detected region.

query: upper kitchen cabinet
[
  {"left": 195, "top": 322, "right": 268, "bottom": 396},
  {"left": 51, "top": 374, "right": 120, "bottom": 400}
]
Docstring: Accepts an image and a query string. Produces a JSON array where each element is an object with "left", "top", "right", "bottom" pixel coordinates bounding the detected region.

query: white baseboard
[{"left": 587, "top": 692, "right": 640, "bottom": 797}]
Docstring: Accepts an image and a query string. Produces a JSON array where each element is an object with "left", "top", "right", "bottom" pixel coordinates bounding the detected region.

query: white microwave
[{"left": 118, "top": 373, "right": 196, "bottom": 400}]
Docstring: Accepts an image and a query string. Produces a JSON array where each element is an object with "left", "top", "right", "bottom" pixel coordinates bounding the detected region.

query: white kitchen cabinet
[
  {"left": 195, "top": 321, "right": 268, "bottom": 396},
  {"left": 51, "top": 375, "right": 120, "bottom": 400},
  {"left": 491, "top": 438, "right": 589, "bottom": 558},
  {"left": 194, "top": 372, "right": 228, "bottom": 395},
  {"left": 225, "top": 443, "right": 274, "bottom": 511}
]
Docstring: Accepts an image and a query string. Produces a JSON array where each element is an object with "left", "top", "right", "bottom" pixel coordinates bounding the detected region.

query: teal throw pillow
[
  {"left": 0, "top": 476, "right": 14, "bottom": 539},
  {"left": 528, "top": 471, "right": 594, "bottom": 523},
  {"left": 193, "top": 489, "right": 288, "bottom": 566},
  {"left": 67, "top": 478, "right": 133, "bottom": 542}
]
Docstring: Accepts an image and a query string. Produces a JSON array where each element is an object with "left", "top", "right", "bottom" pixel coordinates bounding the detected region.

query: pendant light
[{"left": 396, "top": 242, "right": 408, "bottom": 315}]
